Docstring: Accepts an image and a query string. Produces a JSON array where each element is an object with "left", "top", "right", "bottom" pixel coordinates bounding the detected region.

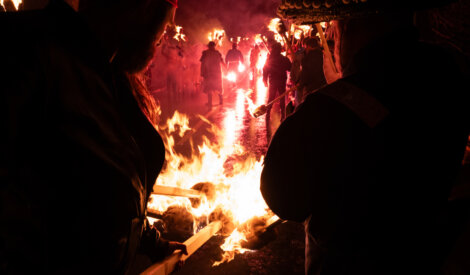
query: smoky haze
[{"left": 175, "top": 0, "right": 279, "bottom": 42}]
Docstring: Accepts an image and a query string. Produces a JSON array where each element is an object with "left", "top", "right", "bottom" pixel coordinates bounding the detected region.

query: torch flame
[
  {"left": 208, "top": 29, "right": 226, "bottom": 47},
  {"left": 173, "top": 25, "right": 187, "bottom": 42},
  {"left": 268, "top": 18, "right": 285, "bottom": 46},
  {"left": 1, "top": 0, "right": 22, "bottom": 10}
]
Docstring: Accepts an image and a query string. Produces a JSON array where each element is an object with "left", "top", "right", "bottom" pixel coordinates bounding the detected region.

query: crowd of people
[{"left": 1, "top": 0, "right": 469, "bottom": 274}]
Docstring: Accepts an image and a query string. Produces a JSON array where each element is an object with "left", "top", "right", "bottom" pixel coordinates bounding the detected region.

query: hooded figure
[
  {"left": 0, "top": 0, "right": 187, "bottom": 274},
  {"left": 262, "top": 0, "right": 469, "bottom": 274},
  {"left": 200, "top": 41, "right": 225, "bottom": 107},
  {"left": 263, "top": 42, "right": 292, "bottom": 137}
]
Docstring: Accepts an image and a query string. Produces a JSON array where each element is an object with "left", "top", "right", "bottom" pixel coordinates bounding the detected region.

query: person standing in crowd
[
  {"left": 200, "top": 41, "right": 225, "bottom": 107},
  {"left": 0, "top": 0, "right": 187, "bottom": 274},
  {"left": 161, "top": 25, "right": 184, "bottom": 107},
  {"left": 262, "top": 0, "right": 469, "bottom": 274},
  {"left": 249, "top": 44, "right": 261, "bottom": 88},
  {"left": 289, "top": 39, "right": 306, "bottom": 106},
  {"left": 296, "top": 36, "right": 327, "bottom": 104},
  {"left": 225, "top": 42, "right": 244, "bottom": 72},
  {"left": 263, "top": 42, "right": 292, "bottom": 139}
]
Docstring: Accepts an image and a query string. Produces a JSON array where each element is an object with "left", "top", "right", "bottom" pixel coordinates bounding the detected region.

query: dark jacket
[
  {"left": 200, "top": 48, "right": 224, "bottom": 78},
  {"left": 0, "top": 2, "right": 165, "bottom": 274},
  {"left": 263, "top": 53, "right": 292, "bottom": 85},
  {"left": 261, "top": 27, "right": 469, "bottom": 274},
  {"left": 225, "top": 48, "right": 244, "bottom": 70},
  {"left": 298, "top": 47, "right": 327, "bottom": 93}
]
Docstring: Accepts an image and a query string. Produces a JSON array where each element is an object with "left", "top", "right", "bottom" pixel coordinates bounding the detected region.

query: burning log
[
  {"left": 209, "top": 207, "right": 236, "bottom": 237},
  {"left": 161, "top": 205, "right": 195, "bottom": 242},
  {"left": 252, "top": 85, "right": 297, "bottom": 118},
  {"left": 240, "top": 217, "right": 284, "bottom": 250},
  {"left": 152, "top": 184, "right": 202, "bottom": 199},
  {"left": 188, "top": 182, "right": 216, "bottom": 208},
  {"left": 141, "top": 221, "right": 223, "bottom": 275}
]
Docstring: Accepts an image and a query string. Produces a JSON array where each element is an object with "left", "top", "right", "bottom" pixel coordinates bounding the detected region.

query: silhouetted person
[
  {"left": 161, "top": 28, "right": 183, "bottom": 106},
  {"left": 262, "top": 1, "right": 469, "bottom": 274},
  {"left": 296, "top": 36, "right": 327, "bottom": 103},
  {"left": 200, "top": 41, "right": 225, "bottom": 107},
  {"left": 0, "top": 0, "right": 187, "bottom": 274},
  {"left": 225, "top": 42, "right": 244, "bottom": 72},
  {"left": 263, "top": 42, "right": 291, "bottom": 138}
]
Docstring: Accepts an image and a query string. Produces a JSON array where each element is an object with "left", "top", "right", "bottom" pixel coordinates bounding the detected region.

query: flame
[
  {"left": 268, "top": 18, "right": 285, "bottom": 47},
  {"left": 1, "top": 0, "right": 22, "bottom": 10},
  {"left": 147, "top": 42, "right": 275, "bottom": 266},
  {"left": 148, "top": 98, "right": 276, "bottom": 264},
  {"left": 268, "top": 18, "right": 281, "bottom": 33},
  {"left": 254, "top": 34, "right": 264, "bottom": 45},
  {"left": 173, "top": 25, "right": 187, "bottom": 42},
  {"left": 237, "top": 63, "right": 246, "bottom": 73},
  {"left": 208, "top": 29, "right": 226, "bottom": 47},
  {"left": 256, "top": 49, "right": 268, "bottom": 72},
  {"left": 226, "top": 72, "right": 237, "bottom": 82},
  {"left": 292, "top": 24, "right": 312, "bottom": 40}
]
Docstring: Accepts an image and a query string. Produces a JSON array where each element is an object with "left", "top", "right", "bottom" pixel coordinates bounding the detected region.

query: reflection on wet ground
[{"left": 153, "top": 82, "right": 276, "bottom": 159}]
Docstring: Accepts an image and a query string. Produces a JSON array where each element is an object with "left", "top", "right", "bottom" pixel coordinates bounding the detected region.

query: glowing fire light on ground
[{"left": 226, "top": 72, "right": 237, "bottom": 82}]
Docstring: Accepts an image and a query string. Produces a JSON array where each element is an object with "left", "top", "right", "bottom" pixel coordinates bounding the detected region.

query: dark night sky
[{"left": 175, "top": 0, "right": 280, "bottom": 43}]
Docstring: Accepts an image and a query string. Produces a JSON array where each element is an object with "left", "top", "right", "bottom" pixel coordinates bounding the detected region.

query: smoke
[
  {"left": 148, "top": 0, "right": 279, "bottom": 92},
  {"left": 176, "top": 0, "right": 279, "bottom": 42}
]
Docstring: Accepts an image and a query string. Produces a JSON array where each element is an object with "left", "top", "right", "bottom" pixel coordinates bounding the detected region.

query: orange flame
[
  {"left": 208, "top": 29, "right": 226, "bottom": 47},
  {"left": 173, "top": 25, "right": 187, "bottom": 42},
  {"left": 1, "top": 0, "right": 22, "bottom": 10}
]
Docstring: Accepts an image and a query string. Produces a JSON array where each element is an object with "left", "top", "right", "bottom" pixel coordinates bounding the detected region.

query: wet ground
[{"left": 142, "top": 84, "right": 470, "bottom": 275}]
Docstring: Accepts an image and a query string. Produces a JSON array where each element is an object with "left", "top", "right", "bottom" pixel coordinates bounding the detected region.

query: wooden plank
[
  {"left": 152, "top": 185, "right": 202, "bottom": 198},
  {"left": 315, "top": 23, "right": 338, "bottom": 74},
  {"left": 141, "top": 221, "right": 223, "bottom": 275}
]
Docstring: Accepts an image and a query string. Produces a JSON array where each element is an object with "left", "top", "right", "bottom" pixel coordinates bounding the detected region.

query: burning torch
[{"left": 252, "top": 85, "right": 298, "bottom": 118}]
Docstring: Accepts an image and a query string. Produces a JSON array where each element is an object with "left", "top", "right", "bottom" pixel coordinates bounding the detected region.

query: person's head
[
  {"left": 270, "top": 42, "right": 282, "bottom": 55},
  {"left": 302, "top": 36, "right": 320, "bottom": 50},
  {"left": 277, "top": 0, "right": 456, "bottom": 74},
  {"left": 79, "top": 0, "right": 177, "bottom": 74},
  {"left": 208, "top": 41, "right": 216, "bottom": 49},
  {"left": 232, "top": 42, "right": 238, "bottom": 50}
]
